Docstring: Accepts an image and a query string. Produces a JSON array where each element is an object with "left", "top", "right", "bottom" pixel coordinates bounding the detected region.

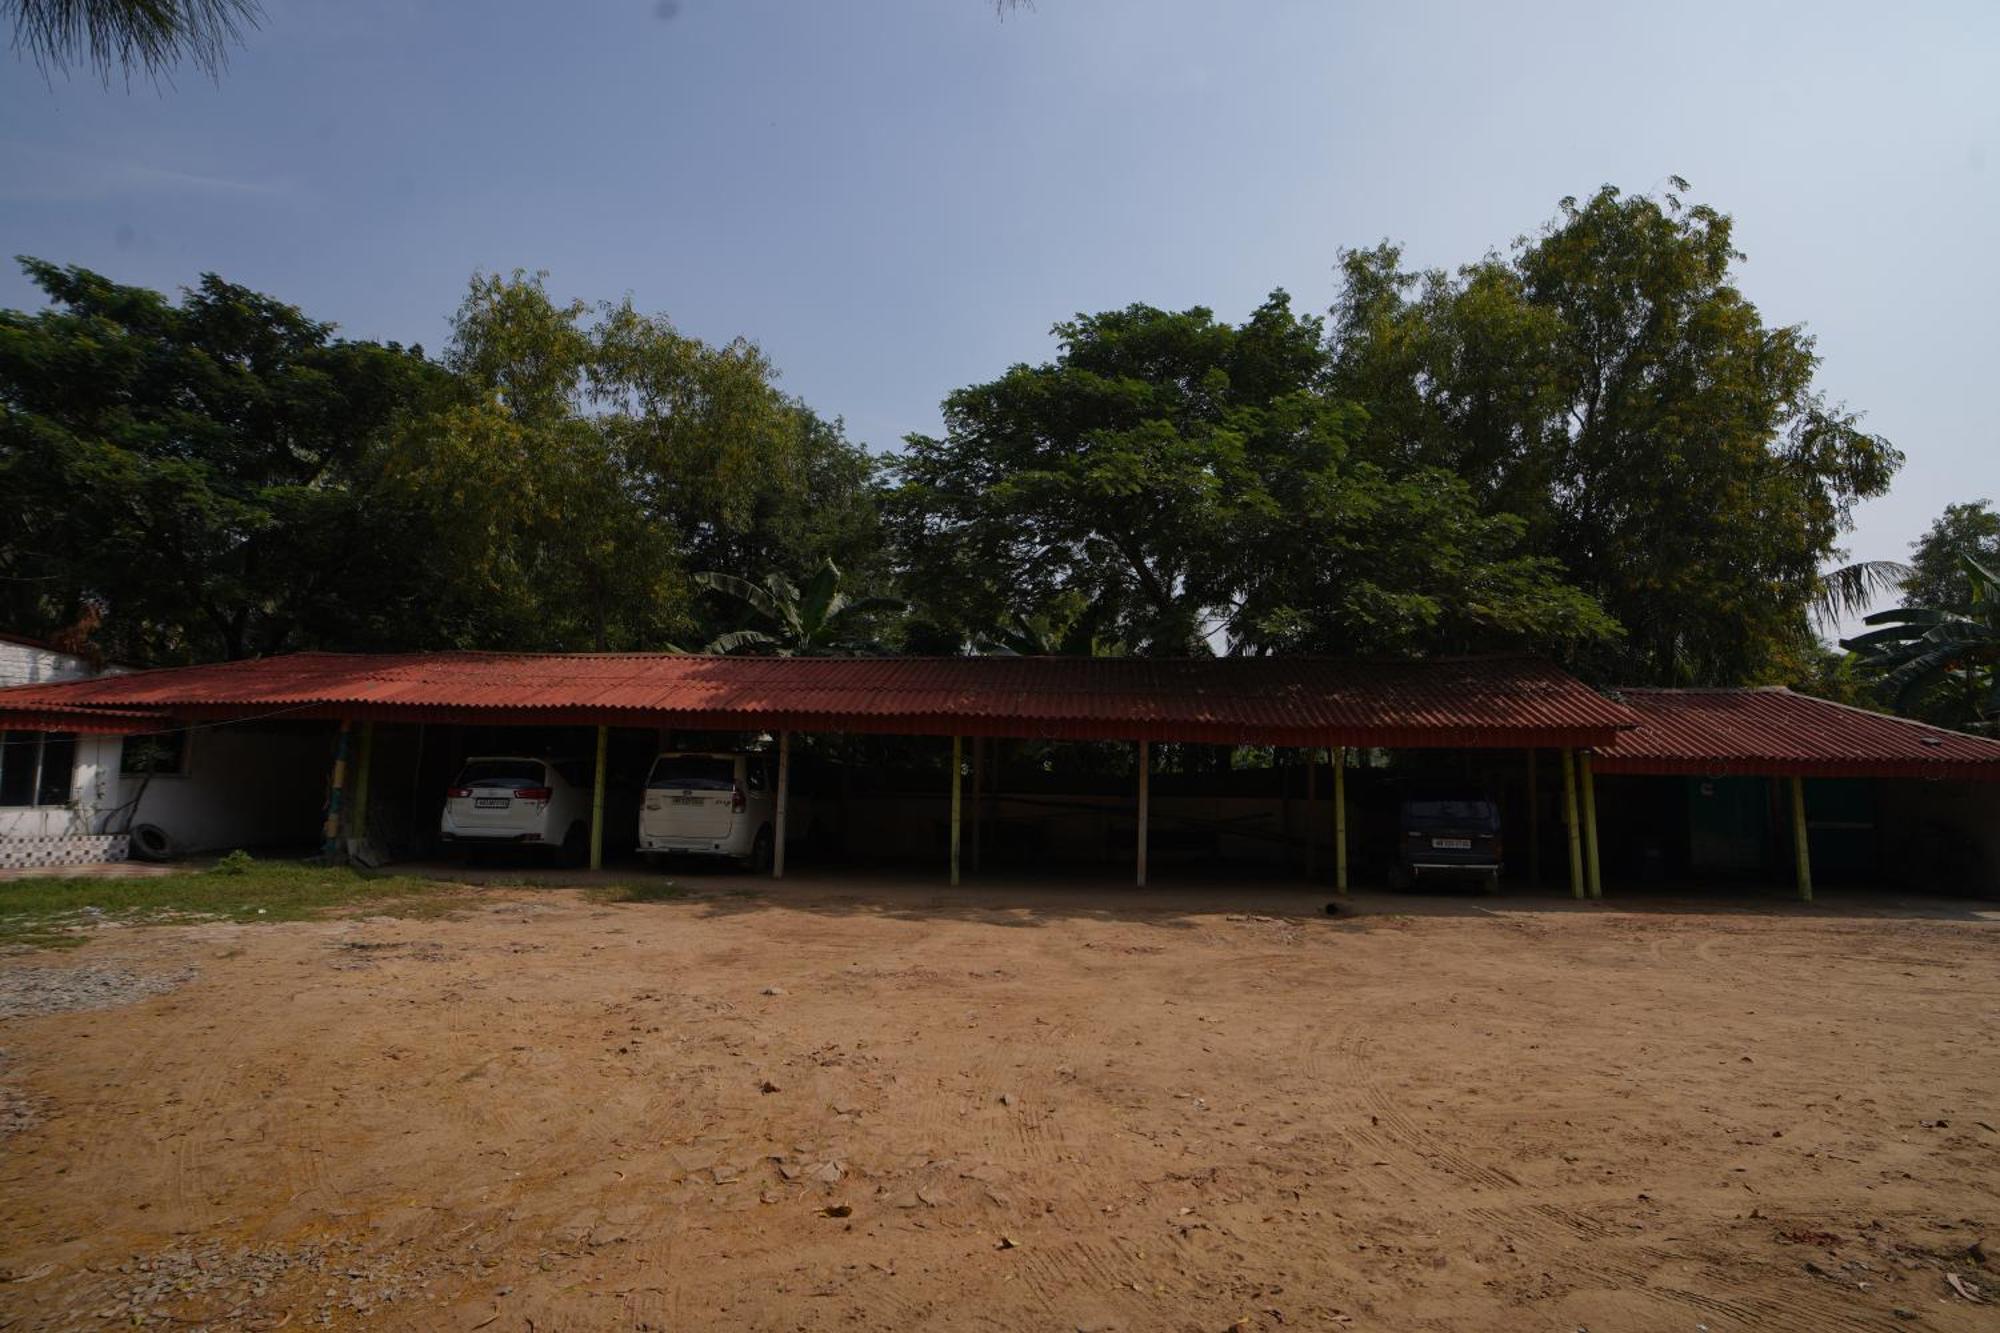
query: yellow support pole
[
  {"left": 588, "top": 725, "right": 608, "bottom": 871},
  {"left": 321, "top": 720, "right": 352, "bottom": 858},
  {"left": 1136, "top": 739, "right": 1150, "bottom": 888},
  {"left": 1333, "top": 746, "right": 1349, "bottom": 895},
  {"left": 350, "top": 721, "right": 375, "bottom": 843},
  {"left": 1561, "top": 748, "right": 1584, "bottom": 899},
  {"left": 949, "top": 736, "right": 963, "bottom": 886},
  {"left": 1790, "top": 776, "right": 1813, "bottom": 903},
  {"left": 1580, "top": 749, "right": 1602, "bottom": 899}
]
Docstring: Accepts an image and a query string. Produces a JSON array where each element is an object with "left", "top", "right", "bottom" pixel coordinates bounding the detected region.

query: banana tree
[
  {"left": 694, "top": 560, "right": 904, "bottom": 656},
  {"left": 1841, "top": 554, "right": 2000, "bottom": 732}
]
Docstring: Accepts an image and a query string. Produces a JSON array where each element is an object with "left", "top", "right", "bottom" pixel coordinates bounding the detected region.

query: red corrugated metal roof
[
  {"left": 0, "top": 702, "right": 158, "bottom": 734},
  {"left": 0, "top": 651, "right": 1637, "bottom": 747},
  {"left": 1593, "top": 688, "right": 2000, "bottom": 780}
]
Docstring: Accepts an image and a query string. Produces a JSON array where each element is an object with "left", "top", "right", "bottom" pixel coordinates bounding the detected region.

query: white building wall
[
  {"left": 117, "top": 724, "right": 332, "bottom": 857},
  {"left": 0, "top": 635, "right": 100, "bottom": 688}
]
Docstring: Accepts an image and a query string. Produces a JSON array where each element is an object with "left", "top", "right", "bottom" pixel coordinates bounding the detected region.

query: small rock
[
  {"left": 759, "top": 1080, "right": 781, "bottom": 1094},
  {"left": 761, "top": 986, "right": 785, "bottom": 996},
  {"left": 820, "top": 1203, "right": 852, "bottom": 1218},
  {"left": 996, "top": 1235, "right": 1018, "bottom": 1250},
  {"left": 809, "top": 1161, "right": 843, "bottom": 1184},
  {"left": 998, "top": 1092, "right": 1015, "bottom": 1107}
]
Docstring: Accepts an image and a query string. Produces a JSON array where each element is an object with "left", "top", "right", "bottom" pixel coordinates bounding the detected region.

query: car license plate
[
  {"left": 672, "top": 795, "right": 703, "bottom": 806},
  {"left": 474, "top": 797, "right": 509, "bottom": 809},
  {"left": 1432, "top": 837, "right": 1471, "bottom": 850}
]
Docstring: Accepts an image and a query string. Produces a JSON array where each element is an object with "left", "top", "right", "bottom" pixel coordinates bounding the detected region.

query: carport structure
[
  {"left": 1592, "top": 687, "right": 2000, "bottom": 900},
  {"left": 0, "top": 651, "right": 1637, "bottom": 892}
]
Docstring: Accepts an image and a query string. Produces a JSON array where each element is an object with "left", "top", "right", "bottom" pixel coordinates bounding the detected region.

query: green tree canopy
[
  {"left": 1904, "top": 500, "right": 2000, "bottom": 611},
  {"left": 380, "top": 271, "right": 883, "bottom": 652},
  {"left": 889, "top": 291, "right": 1615, "bottom": 657},
  {"left": 0, "top": 262, "right": 881, "bottom": 662},
  {"left": 1329, "top": 183, "right": 1901, "bottom": 684},
  {"left": 0, "top": 257, "right": 446, "bottom": 663}
]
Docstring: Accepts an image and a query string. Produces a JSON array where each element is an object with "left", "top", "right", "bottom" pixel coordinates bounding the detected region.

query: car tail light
[
  {"left": 447, "top": 786, "right": 471, "bottom": 799},
  {"left": 518, "top": 786, "right": 553, "bottom": 802},
  {"left": 732, "top": 784, "right": 746, "bottom": 813}
]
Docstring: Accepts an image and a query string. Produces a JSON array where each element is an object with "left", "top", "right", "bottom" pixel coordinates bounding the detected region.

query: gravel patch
[
  {"left": 43, "top": 1236, "right": 441, "bottom": 1329},
  {"left": 0, "top": 966, "right": 198, "bottom": 1020}
]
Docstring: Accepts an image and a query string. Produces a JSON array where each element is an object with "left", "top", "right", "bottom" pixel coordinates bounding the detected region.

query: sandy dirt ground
[{"left": 1, "top": 873, "right": 1997, "bottom": 1332}]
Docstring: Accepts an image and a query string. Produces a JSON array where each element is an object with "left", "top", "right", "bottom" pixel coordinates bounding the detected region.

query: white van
[
  {"left": 440, "top": 756, "right": 593, "bottom": 859},
  {"left": 639, "top": 751, "right": 801, "bottom": 870}
]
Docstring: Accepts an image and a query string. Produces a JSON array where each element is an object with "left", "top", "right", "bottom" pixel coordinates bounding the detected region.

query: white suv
[
  {"left": 440, "top": 756, "right": 593, "bottom": 860},
  {"left": 639, "top": 751, "right": 801, "bottom": 871}
]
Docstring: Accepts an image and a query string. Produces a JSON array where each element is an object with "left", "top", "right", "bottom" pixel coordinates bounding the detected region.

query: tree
[
  {"left": 1904, "top": 501, "right": 2000, "bottom": 611},
  {"left": 1329, "top": 183, "right": 1902, "bottom": 684},
  {"left": 381, "top": 271, "right": 885, "bottom": 652},
  {"left": 889, "top": 292, "right": 1615, "bottom": 657},
  {"left": 0, "top": 257, "right": 445, "bottom": 663},
  {"left": 1842, "top": 555, "right": 2000, "bottom": 734},
  {"left": 6, "top": 0, "right": 259, "bottom": 82},
  {"left": 695, "top": 560, "right": 903, "bottom": 655}
]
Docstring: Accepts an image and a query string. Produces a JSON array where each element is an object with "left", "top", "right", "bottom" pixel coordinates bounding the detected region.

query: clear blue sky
[{"left": 4, "top": 0, "right": 1995, "bottom": 617}]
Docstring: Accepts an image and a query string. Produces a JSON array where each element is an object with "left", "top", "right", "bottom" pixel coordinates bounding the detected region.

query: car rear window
[
  {"left": 456, "top": 759, "right": 547, "bottom": 789},
  {"left": 647, "top": 756, "right": 736, "bottom": 791}
]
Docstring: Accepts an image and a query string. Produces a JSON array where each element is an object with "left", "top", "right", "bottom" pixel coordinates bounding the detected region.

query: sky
[{"left": 3, "top": 0, "right": 1995, "bottom": 623}]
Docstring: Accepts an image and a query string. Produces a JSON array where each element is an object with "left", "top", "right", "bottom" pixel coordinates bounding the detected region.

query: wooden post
[
  {"left": 1136, "top": 739, "right": 1150, "bottom": 888},
  {"left": 949, "top": 736, "right": 963, "bottom": 886},
  {"left": 1790, "top": 775, "right": 1813, "bottom": 903},
  {"left": 321, "top": 720, "right": 352, "bottom": 860},
  {"left": 1561, "top": 748, "right": 1584, "bottom": 899},
  {"left": 1333, "top": 745, "right": 1349, "bottom": 894},
  {"left": 1580, "top": 749, "right": 1602, "bottom": 899},
  {"left": 970, "top": 736, "right": 983, "bottom": 875},
  {"left": 1305, "top": 750, "right": 1317, "bottom": 880},
  {"left": 1526, "top": 748, "right": 1540, "bottom": 888},
  {"left": 588, "top": 725, "right": 608, "bottom": 871},
  {"left": 350, "top": 721, "right": 376, "bottom": 843},
  {"left": 774, "top": 730, "right": 790, "bottom": 879}
]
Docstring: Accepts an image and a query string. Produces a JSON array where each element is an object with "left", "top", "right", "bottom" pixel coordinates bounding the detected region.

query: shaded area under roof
[
  {"left": 1593, "top": 688, "right": 2000, "bottom": 780},
  {"left": 0, "top": 651, "right": 1637, "bottom": 748}
]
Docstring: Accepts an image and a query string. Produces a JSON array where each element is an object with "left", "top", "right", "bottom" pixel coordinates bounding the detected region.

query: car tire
[
  {"left": 1387, "top": 863, "right": 1410, "bottom": 892},
  {"left": 1482, "top": 869, "right": 1501, "bottom": 895},
  {"left": 749, "top": 825, "right": 774, "bottom": 875}
]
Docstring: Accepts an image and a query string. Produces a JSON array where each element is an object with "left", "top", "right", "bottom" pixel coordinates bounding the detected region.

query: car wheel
[
  {"left": 1482, "top": 869, "right": 1501, "bottom": 895},
  {"left": 749, "top": 825, "right": 774, "bottom": 875},
  {"left": 561, "top": 822, "right": 588, "bottom": 866},
  {"left": 1387, "top": 863, "right": 1410, "bottom": 892}
]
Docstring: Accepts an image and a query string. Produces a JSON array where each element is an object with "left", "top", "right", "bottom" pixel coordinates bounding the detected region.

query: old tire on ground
[{"left": 129, "top": 824, "right": 176, "bottom": 862}]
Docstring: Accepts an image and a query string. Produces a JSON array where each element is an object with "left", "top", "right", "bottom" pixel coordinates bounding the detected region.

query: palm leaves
[
  {"left": 1811, "top": 558, "right": 1914, "bottom": 629},
  {"left": 694, "top": 560, "right": 903, "bottom": 656},
  {"left": 1842, "top": 554, "right": 2000, "bottom": 729}
]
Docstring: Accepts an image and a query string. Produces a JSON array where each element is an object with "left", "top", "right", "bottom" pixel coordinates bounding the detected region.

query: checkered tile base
[{"left": 0, "top": 834, "right": 132, "bottom": 870}]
